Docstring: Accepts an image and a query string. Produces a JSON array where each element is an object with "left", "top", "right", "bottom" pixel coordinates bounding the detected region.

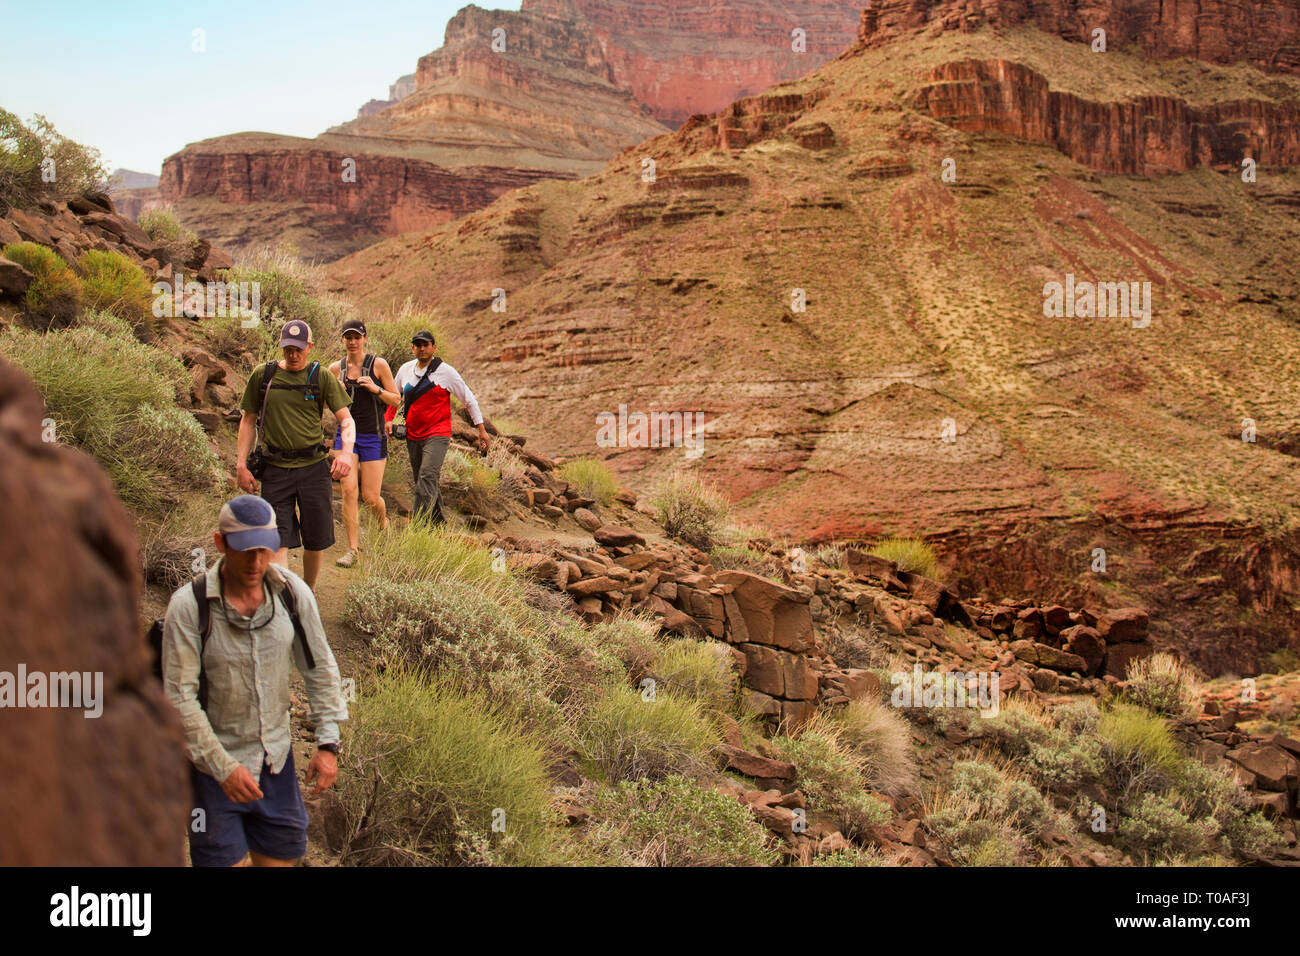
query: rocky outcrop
[
  {"left": 911, "top": 59, "right": 1300, "bottom": 174},
  {"left": 0, "top": 358, "right": 189, "bottom": 864},
  {"left": 523, "top": 0, "right": 865, "bottom": 125},
  {"left": 855, "top": 0, "right": 1300, "bottom": 76},
  {"left": 160, "top": 142, "right": 566, "bottom": 242}
]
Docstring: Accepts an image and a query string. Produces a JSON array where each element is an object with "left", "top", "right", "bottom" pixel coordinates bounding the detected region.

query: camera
[{"left": 391, "top": 424, "right": 407, "bottom": 441}]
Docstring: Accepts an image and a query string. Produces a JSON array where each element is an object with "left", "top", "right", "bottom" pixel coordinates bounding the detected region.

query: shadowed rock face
[{"left": 0, "top": 359, "right": 188, "bottom": 865}]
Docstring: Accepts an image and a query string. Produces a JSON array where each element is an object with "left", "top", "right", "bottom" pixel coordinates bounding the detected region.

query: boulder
[
  {"left": 719, "top": 744, "right": 795, "bottom": 780},
  {"left": 572, "top": 507, "right": 602, "bottom": 532},
  {"left": 1009, "top": 640, "right": 1086, "bottom": 673},
  {"left": 0, "top": 357, "right": 189, "bottom": 863},
  {"left": 1097, "top": 607, "right": 1149, "bottom": 643},
  {"left": 0, "top": 256, "right": 34, "bottom": 298},
  {"left": 739, "top": 643, "right": 784, "bottom": 697},
  {"left": 715, "top": 570, "right": 814, "bottom": 652},
  {"left": 1060, "top": 624, "right": 1106, "bottom": 676},
  {"left": 1227, "top": 743, "right": 1300, "bottom": 792},
  {"left": 593, "top": 524, "right": 645, "bottom": 547},
  {"left": 1104, "top": 641, "right": 1154, "bottom": 680}
]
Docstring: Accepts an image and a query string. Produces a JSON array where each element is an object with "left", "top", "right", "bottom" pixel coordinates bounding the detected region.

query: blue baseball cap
[
  {"left": 218, "top": 495, "right": 281, "bottom": 551},
  {"left": 279, "top": 321, "right": 313, "bottom": 349}
]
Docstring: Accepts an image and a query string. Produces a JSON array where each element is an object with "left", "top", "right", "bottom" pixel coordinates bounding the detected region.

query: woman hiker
[{"left": 328, "top": 318, "right": 401, "bottom": 567}]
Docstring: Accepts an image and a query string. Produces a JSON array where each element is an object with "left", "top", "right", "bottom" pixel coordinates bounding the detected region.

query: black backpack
[
  {"left": 147, "top": 572, "right": 316, "bottom": 709},
  {"left": 339, "top": 352, "right": 383, "bottom": 437}
]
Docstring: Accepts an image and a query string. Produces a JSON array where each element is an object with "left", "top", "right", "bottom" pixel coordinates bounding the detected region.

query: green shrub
[
  {"left": 334, "top": 668, "right": 560, "bottom": 865},
  {"left": 78, "top": 249, "right": 153, "bottom": 329},
  {"left": 832, "top": 696, "right": 918, "bottom": 797},
  {"left": 1117, "top": 792, "right": 1219, "bottom": 865},
  {"left": 868, "top": 537, "right": 939, "bottom": 578},
  {"left": 1265, "top": 647, "right": 1300, "bottom": 674},
  {"left": 558, "top": 457, "right": 619, "bottom": 507},
  {"left": 138, "top": 205, "right": 199, "bottom": 265},
  {"left": 773, "top": 717, "right": 892, "bottom": 838},
  {"left": 577, "top": 682, "right": 722, "bottom": 783},
  {"left": 978, "top": 701, "right": 1102, "bottom": 793},
  {"left": 650, "top": 471, "right": 729, "bottom": 550},
  {"left": 650, "top": 638, "right": 737, "bottom": 712},
  {"left": 584, "top": 775, "right": 777, "bottom": 866},
  {"left": 812, "top": 544, "right": 846, "bottom": 568},
  {"left": 0, "top": 109, "right": 107, "bottom": 207},
  {"left": 1124, "top": 652, "right": 1202, "bottom": 718},
  {"left": 1171, "top": 758, "right": 1283, "bottom": 857},
  {"left": 589, "top": 613, "right": 661, "bottom": 684},
  {"left": 1097, "top": 702, "right": 1184, "bottom": 805},
  {"left": 2, "top": 242, "right": 82, "bottom": 327},
  {"left": 0, "top": 320, "right": 218, "bottom": 512}
]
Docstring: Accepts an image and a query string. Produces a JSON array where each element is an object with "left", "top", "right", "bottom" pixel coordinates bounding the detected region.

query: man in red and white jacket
[{"left": 384, "top": 329, "right": 491, "bottom": 525}]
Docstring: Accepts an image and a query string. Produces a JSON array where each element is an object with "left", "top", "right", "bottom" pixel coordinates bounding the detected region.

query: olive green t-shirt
[{"left": 241, "top": 361, "right": 351, "bottom": 468}]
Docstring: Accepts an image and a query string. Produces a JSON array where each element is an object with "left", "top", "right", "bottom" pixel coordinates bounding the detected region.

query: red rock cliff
[
  {"left": 523, "top": 0, "right": 867, "bottom": 125},
  {"left": 856, "top": 0, "right": 1300, "bottom": 74}
]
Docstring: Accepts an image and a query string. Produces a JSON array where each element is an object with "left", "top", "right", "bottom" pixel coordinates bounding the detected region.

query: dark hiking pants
[{"left": 407, "top": 435, "right": 449, "bottom": 525}]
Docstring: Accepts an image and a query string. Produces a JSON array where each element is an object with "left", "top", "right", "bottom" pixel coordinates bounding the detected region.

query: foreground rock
[{"left": 0, "top": 358, "right": 188, "bottom": 864}]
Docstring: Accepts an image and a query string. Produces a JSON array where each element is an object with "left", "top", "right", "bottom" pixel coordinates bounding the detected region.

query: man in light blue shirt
[{"left": 163, "top": 495, "right": 348, "bottom": 866}]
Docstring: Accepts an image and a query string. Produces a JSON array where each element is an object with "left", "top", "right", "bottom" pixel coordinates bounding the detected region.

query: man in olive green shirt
[{"left": 237, "top": 321, "right": 354, "bottom": 589}]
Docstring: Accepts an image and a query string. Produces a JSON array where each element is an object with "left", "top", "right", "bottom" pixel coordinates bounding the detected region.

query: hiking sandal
[{"left": 336, "top": 549, "right": 358, "bottom": 568}]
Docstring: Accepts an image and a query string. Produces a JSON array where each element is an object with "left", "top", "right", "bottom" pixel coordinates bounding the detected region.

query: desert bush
[
  {"left": 650, "top": 638, "right": 737, "bottom": 712},
  {"left": 807, "top": 847, "right": 888, "bottom": 866},
  {"left": 1054, "top": 699, "right": 1101, "bottom": 737},
  {"left": 335, "top": 668, "right": 560, "bottom": 866},
  {"left": 924, "top": 760, "right": 1051, "bottom": 865},
  {"left": 869, "top": 537, "right": 939, "bottom": 578},
  {"left": 365, "top": 297, "right": 454, "bottom": 371},
  {"left": 708, "top": 544, "right": 769, "bottom": 572},
  {"left": 978, "top": 699, "right": 1102, "bottom": 793},
  {"left": 0, "top": 109, "right": 107, "bottom": 207},
  {"left": 832, "top": 696, "right": 918, "bottom": 797},
  {"left": 1117, "top": 792, "right": 1219, "bottom": 865},
  {"left": 1124, "top": 651, "right": 1201, "bottom": 718},
  {"left": 1096, "top": 702, "right": 1184, "bottom": 805},
  {"left": 1265, "top": 647, "right": 1300, "bottom": 674},
  {"left": 78, "top": 249, "right": 153, "bottom": 329},
  {"left": 773, "top": 717, "right": 892, "bottom": 838},
  {"left": 224, "top": 244, "right": 350, "bottom": 334},
  {"left": 583, "top": 775, "right": 777, "bottom": 866},
  {"left": 650, "top": 471, "right": 729, "bottom": 550},
  {"left": 577, "top": 682, "right": 721, "bottom": 783},
  {"left": 813, "top": 543, "right": 846, "bottom": 568},
  {"left": 1171, "top": 758, "right": 1283, "bottom": 857},
  {"left": 138, "top": 205, "right": 199, "bottom": 265},
  {"left": 0, "top": 320, "right": 218, "bottom": 511},
  {"left": 2, "top": 241, "right": 81, "bottom": 327},
  {"left": 824, "top": 618, "right": 890, "bottom": 670},
  {"left": 589, "top": 613, "right": 661, "bottom": 684},
  {"left": 558, "top": 457, "right": 618, "bottom": 507}
]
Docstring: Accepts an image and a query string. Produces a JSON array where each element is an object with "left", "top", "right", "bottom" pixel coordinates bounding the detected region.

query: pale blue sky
[{"left": 1, "top": 0, "right": 522, "bottom": 175}]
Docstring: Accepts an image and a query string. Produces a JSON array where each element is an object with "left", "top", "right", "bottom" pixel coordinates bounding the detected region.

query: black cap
[
  {"left": 411, "top": 329, "right": 435, "bottom": 344},
  {"left": 341, "top": 318, "right": 367, "bottom": 336}
]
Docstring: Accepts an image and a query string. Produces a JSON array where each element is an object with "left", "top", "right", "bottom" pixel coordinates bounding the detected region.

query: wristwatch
[{"left": 317, "top": 742, "right": 340, "bottom": 755}]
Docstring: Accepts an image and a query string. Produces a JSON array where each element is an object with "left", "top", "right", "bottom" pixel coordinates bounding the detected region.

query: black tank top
[{"left": 339, "top": 354, "right": 382, "bottom": 435}]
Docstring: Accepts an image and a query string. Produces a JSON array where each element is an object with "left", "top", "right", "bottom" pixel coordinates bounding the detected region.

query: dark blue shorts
[
  {"left": 333, "top": 430, "right": 388, "bottom": 462},
  {"left": 188, "top": 752, "right": 309, "bottom": 867}
]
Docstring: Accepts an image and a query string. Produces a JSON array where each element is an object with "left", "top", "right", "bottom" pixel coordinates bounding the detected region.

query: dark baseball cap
[
  {"left": 411, "top": 329, "right": 435, "bottom": 344},
  {"left": 341, "top": 318, "right": 367, "bottom": 336},
  {"left": 218, "top": 495, "right": 280, "bottom": 552},
  {"left": 279, "top": 321, "right": 313, "bottom": 349}
]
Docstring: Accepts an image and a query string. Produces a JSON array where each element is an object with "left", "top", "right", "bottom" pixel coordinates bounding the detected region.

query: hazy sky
[{"left": 1, "top": 0, "right": 522, "bottom": 175}]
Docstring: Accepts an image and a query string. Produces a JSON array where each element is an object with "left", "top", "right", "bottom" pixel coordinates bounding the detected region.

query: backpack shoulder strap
[
  {"left": 190, "top": 574, "right": 213, "bottom": 710},
  {"left": 256, "top": 360, "right": 278, "bottom": 436},
  {"left": 307, "top": 362, "right": 325, "bottom": 416},
  {"left": 276, "top": 578, "right": 317, "bottom": 670}
]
